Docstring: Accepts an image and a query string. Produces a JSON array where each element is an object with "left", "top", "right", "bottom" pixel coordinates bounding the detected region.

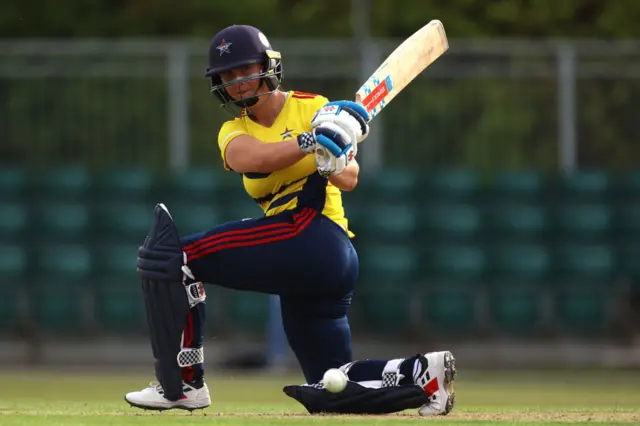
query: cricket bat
[{"left": 354, "top": 19, "right": 449, "bottom": 127}]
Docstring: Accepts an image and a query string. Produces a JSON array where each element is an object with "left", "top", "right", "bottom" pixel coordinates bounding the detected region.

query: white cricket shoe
[
  {"left": 417, "top": 351, "right": 456, "bottom": 416},
  {"left": 125, "top": 381, "right": 211, "bottom": 411}
]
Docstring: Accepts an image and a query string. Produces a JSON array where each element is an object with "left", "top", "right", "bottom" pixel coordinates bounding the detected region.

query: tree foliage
[
  {"left": 3, "top": 0, "right": 640, "bottom": 38},
  {"left": 2, "top": 1, "right": 639, "bottom": 171}
]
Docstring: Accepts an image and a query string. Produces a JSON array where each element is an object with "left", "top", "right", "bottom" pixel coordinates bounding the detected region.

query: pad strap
[
  {"left": 184, "top": 281, "right": 206, "bottom": 308},
  {"left": 381, "top": 358, "right": 404, "bottom": 387},
  {"left": 177, "top": 347, "right": 204, "bottom": 367},
  {"left": 182, "top": 256, "right": 206, "bottom": 308}
]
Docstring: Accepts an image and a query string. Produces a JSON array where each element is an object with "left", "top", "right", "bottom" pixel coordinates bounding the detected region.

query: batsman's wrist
[{"left": 297, "top": 132, "right": 316, "bottom": 154}]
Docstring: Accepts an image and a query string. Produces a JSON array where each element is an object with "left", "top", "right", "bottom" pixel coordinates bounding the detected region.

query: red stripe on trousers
[
  {"left": 182, "top": 311, "right": 194, "bottom": 382},
  {"left": 183, "top": 208, "right": 311, "bottom": 253},
  {"left": 185, "top": 209, "right": 314, "bottom": 258},
  {"left": 187, "top": 209, "right": 317, "bottom": 261},
  {"left": 184, "top": 311, "right": 193, "bottom": 347}
]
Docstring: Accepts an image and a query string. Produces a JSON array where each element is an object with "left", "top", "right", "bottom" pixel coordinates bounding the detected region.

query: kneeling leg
[{"left": 280, "top": 293, "right": 353, "bottom": 384}]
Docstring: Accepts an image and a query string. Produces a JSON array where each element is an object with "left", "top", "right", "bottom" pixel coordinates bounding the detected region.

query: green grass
[{"left": 0, "top": 369, "right": 639, "bottom": 425}]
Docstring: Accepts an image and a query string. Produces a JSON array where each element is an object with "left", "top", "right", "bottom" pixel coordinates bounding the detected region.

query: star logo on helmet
[
  {"left": 216, "top": 39, "right": 232, "bottom": 55},
  {"left": 280, "top": 127, "right": 294, "bottom": 139}
]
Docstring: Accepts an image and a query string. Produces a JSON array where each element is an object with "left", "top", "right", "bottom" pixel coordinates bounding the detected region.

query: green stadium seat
[
  {"left": 167, "top": 169, "right": 236, "bottom": 221},
  {"left": 97, "top": 168, "right": 154, "bottom": 202},
  {"left": 0, "top": 244, "right": 27, "bottom": 331},
  {"left": 424, "top": 169, "right": 479, "bottom": 202},
  {"left": 35, "top": 244, "right": 92, "bottom": 279},
  {"left": 489, "top": 243, "right": 550, "bottom": 281},
  {"left": 357, "top": 245, "right": 417, "bottom": 331},
  {"left": 167, "top": 168, "right": 227, "bottom": 200},
  {"left": 359, "top": 245, "right": 418, "bottom": 286},
  {"left": 615, "top": 204, "right": 640, "bottom": 241},
  {"left": 36, "top": 166, "right": 92, "bottom": 200},
  {"left": 618, "top": 172, "right": 640, "bottom": 201},
  {"left": 554, "top": 281, "right": 611, "bottom": 334},
  {"left": 487, "top": 244, "right": 549, "bottom": 334},
  {"left": 0, "top": 244, "right": 26, "bottom": 277},
  {"left": 343, "top": 199, "right": 365, "bottom": 230},
  {"left": 556, "top": 171, "right": 610, "bottom": 202},
  {"left": 94, "top": 244, "right": 144, "bottom": 333},
  {"left": 361, "top": 169, "right": 417, "bottom": 201},
  {"left": 359, "top": 204, "right": 417, "bottom": 243},
  {"left": 0, "top": 167, "right": 27, "bottom": 201},
  {"left": 427, "top": 245, "right": 485, "bottom": 280},
  {"left": 488, "top": 171, "right": 544, "bottom": 202},
  {"left": 227, "top": 291, "right": 269, "bottom": 332},
  {"left": 616, "top": 243, "right": 640, "bottom": 290},
  {"left": 419, "top": 204, "right": 481, "bottom": 243},
  {"left": 170, "top": 203, "right": 221, "bottom": 236},
  {"left": 551, "top": 203, "right": 612, "bottom": 243},
  {"left": 0, "top": 201, "right": 28, "bottom": 243},
  {"left": 484, "top": 203, "right": 547, "bottom": 242},
  {"left": 488, "top": 280, "right": 544, "bottom": 335},
  {"left": 96, "top": 244, "right": 138, "bottom": 280},
  {"left": 553, "top": 245, "right": 617, "bottom": 334},
  {"left": 32, "top": 244, "right": 92, "bottom": 332},
  {"left": 554, "top": 244, "right": 615, "bottom": 280},
  {"left": 422, "top": 278, "right": 477, "bottom": 335},
  {"left": 358, "top": 286, "right": 413, "bottom": 332},
  {"left": 95, "top": 202, "right": 154, "bottom": 243},
  {"left": 32, "top": 201, "right": 91, "bottom": 244}
]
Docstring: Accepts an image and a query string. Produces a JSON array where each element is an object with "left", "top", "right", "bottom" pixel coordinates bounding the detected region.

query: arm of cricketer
[{"left": 328, "top": 161, "right": 359, "bottom": 191}]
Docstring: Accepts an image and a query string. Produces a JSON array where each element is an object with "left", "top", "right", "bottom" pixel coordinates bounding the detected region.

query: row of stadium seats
[
  {"left": 1, "top": 166, "right": 637, "bottom": 338},
  {"left": 0, "top": 241, "right": 632, "bottom": 337},
  {"left": 355, "top": 278, "right": 622, "bottom": 337},
  {"left": 349, "top": 202, "right": 640, "bottom": 243},
  {"left": 1, "top": 242, "right": 638, "bottom": 282},
  {"left": 0, "top": 269, "right": 624, "bottom": 338},
  {"left": 0, "top": 280, "right": 272, "bottom": 337},
  {"left": 5, "top": 166, "right": 640, "bottom": 201},
  {"left": 0, "top": 200, "right": 259, "bottom": 241},
  {"left": 4, "top": 199, "right": 640, "bottom": 243}
]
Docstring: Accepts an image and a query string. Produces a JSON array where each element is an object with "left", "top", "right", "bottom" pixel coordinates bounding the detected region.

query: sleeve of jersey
[{"left": 217, "top": 120, "right": 248, "bottom": 171}]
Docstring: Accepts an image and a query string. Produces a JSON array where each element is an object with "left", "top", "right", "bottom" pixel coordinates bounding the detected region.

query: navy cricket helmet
[{"left": 205, "top": 25, "right": 283, "bottom": 112}]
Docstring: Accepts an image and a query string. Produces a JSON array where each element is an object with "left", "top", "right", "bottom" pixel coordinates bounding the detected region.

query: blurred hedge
[
  {"left": 2, "top": 0, "right": 640, "bottom": 172},
  {"left": 2, "top": 0, "right": 639, "bottom": 38}
]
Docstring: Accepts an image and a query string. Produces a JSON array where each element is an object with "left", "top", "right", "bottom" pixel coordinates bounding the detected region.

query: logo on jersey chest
[{"left": 280, "top": 127, "right": 295, "bottom": 139}]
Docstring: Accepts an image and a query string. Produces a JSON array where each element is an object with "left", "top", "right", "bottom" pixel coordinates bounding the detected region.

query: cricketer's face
[{"left": 219, "top": 63, "right": 266, "bottom": 103}]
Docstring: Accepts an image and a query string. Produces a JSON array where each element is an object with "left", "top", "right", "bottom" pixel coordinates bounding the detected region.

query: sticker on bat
[{"left": 362, "top": 76, "right": 393, "bottom": 113}]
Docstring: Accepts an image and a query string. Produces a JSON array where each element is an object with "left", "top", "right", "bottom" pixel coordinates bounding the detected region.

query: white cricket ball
[{"left": 322, "top": 368, "right": 348, "bottom": 393}]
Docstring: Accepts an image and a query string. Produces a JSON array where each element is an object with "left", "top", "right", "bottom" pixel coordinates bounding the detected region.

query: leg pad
[
  {"left": 283, "top": 381, "right": 428, "bottom": 415},
  {"left": 138, "top": 204, "right": 190, "bottom": 402}
]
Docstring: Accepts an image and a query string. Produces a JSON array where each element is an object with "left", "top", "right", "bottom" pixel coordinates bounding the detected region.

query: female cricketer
[{"left": 125, "top": 24, "right": 455, "bottom": 417}]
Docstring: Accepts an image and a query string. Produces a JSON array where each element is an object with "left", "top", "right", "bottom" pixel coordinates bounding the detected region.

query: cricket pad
[
  {"left": 283, "top": 381, "right": 429, "bottom": 415},
  {"left": 137, "top": 203, "right": 189, "bottom": 402}
]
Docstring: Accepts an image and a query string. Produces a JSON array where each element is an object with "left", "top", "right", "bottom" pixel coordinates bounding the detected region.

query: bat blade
[{"left": 355, "top": 19, "right": 448, "bottom": 123}]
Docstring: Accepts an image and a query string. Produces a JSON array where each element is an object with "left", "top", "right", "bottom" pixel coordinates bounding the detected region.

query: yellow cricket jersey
[{"left": 217, "top": 90, "right": 353, "bottom": 237}]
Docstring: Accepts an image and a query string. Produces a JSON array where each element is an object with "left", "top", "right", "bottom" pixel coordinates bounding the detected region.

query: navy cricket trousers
[{"left": 180, "top": 207, "right": 359, "bottom": 383}]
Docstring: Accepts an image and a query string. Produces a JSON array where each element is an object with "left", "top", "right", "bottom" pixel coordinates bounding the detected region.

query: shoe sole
[
  {"left": 442, "top": 351, "right": 456, "bottom": 415},
  {"left": 125, "top": 396, "right": 210, "bottom": 412}
]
